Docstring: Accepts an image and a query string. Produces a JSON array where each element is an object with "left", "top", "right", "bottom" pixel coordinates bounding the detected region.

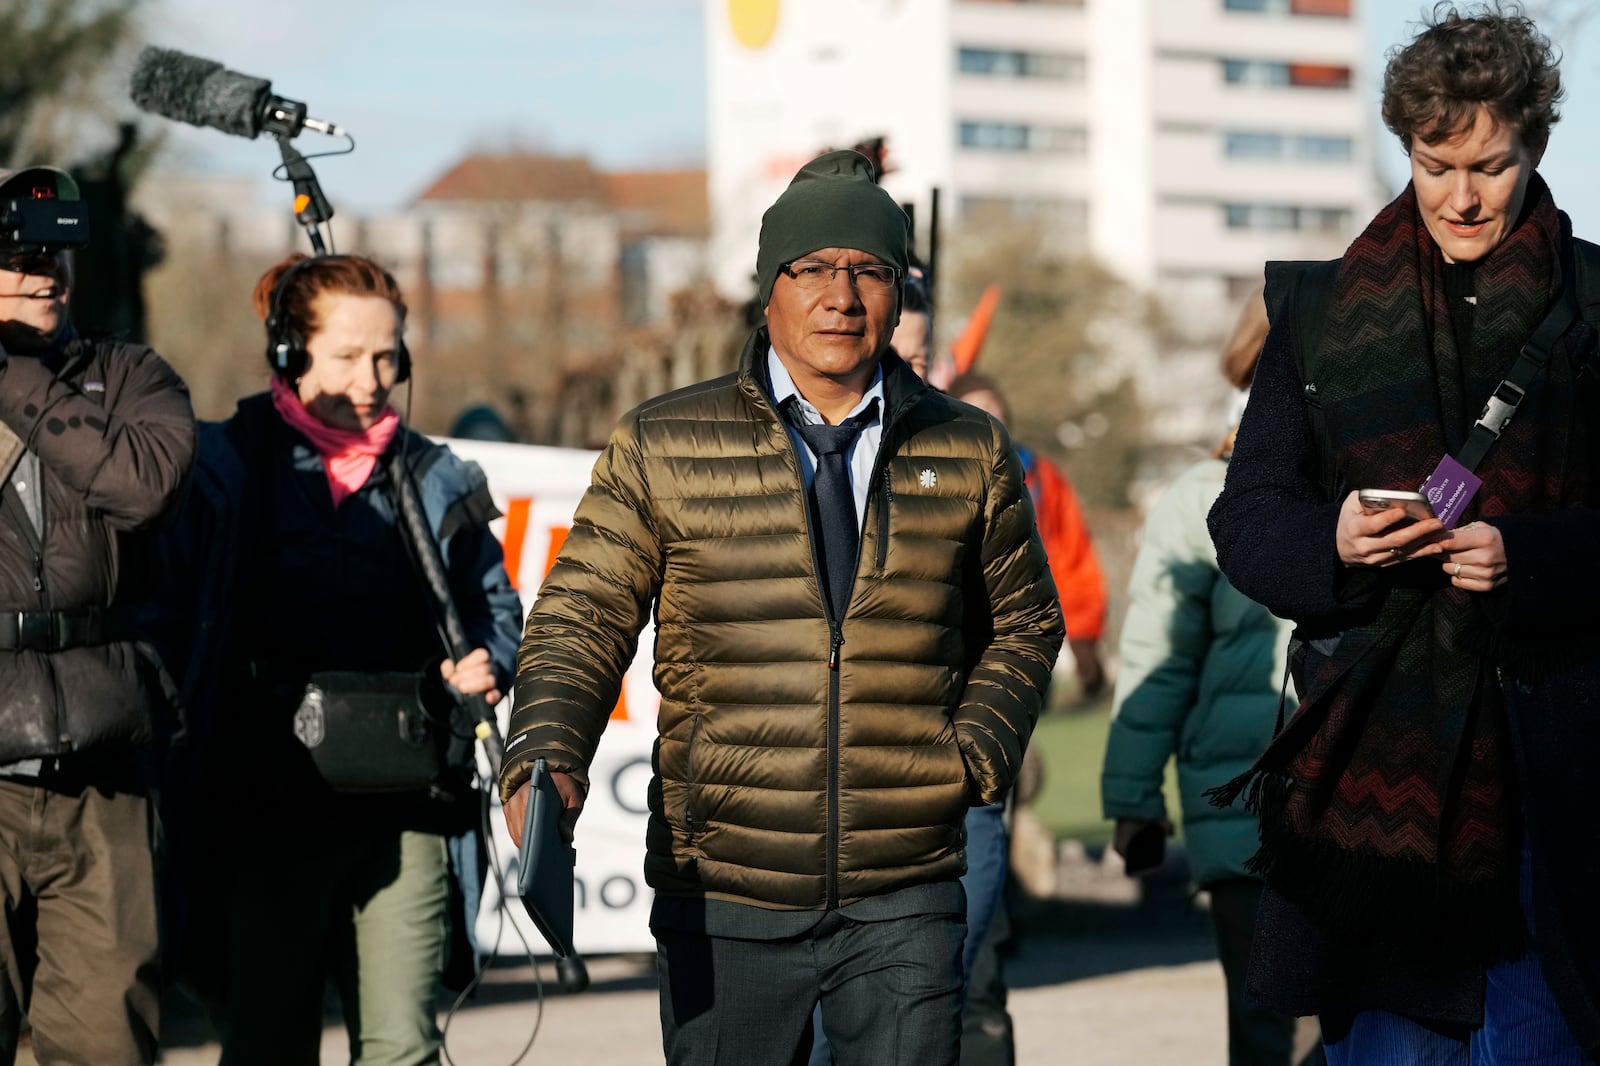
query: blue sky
[
  {"left": 143, "top": 0, "right": 708, "bottom": 210},
  {"left": 143, "top": 1, "right": 1600, "bottom": 233},
  {"left": 1367, "top": 4, "right": 1600, "bottom": 234}
]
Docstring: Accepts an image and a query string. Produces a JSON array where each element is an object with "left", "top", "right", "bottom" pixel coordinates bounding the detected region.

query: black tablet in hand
[{"left": 517, "top": 758, "right": 577, "bottom": 959}]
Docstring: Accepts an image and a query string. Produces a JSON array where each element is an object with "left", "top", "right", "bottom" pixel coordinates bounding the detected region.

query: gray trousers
[
  {"left": 657, "top": 908, "right": 966, "bottom": 1066},
  {"left": 0, "top": 774, "right": 160, "bottom": 1065},
  {"left": 212, "top": 826, "right": 451, "bottom": 1066}
]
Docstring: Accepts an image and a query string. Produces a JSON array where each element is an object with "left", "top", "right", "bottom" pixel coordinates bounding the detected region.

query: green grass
[{"left": 1027, "top": 698, "right": 1181, "bottom": 849}]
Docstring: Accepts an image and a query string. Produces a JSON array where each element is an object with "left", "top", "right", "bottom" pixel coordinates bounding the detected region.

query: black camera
[{"left": 0, "top": 167, "right": 89, "bottom": 254}]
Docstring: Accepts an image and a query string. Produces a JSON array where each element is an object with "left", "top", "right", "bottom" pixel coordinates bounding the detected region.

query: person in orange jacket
[
  {"left": 942, "top": 370, "right": 1105, "bottom": 1065},
  {"left": 948, "top": 372, "right": 1107, "bottom": 696}
]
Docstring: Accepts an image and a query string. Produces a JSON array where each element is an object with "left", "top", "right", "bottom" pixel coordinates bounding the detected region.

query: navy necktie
[{"left": 787, "top": 397, "right": 879, "bottom": 622}]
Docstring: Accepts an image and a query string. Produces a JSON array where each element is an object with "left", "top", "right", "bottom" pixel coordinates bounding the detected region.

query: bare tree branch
[{"left": 0, "top": 0, "right": 142, "bottom": 167}]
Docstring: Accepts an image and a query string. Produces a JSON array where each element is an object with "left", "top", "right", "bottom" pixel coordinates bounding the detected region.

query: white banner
[{"left": 445, "top": 438, "right": 661, "bottom": 957}]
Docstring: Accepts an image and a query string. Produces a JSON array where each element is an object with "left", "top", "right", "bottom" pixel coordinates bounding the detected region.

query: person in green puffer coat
[{"left": 1101, "top": 292, "right": 1312, "bottom": 1066}]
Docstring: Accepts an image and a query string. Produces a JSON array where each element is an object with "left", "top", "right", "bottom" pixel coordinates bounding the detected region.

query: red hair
[{"left": 251, "top": 252, "right": 408, "bottom": 340}]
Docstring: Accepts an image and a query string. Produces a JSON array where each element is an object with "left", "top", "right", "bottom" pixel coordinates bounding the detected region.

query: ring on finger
[{"left": 1453, "top": 562, "right": 1464, "bottom": 577}]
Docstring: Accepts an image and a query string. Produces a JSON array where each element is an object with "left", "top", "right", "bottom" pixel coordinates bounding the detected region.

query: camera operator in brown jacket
[
  {"left": 500, "top": 150, "right": 1063, "bottom": 1066},
  {"left": 0, "top": 167, "right": 195, "bottom": 1065}
]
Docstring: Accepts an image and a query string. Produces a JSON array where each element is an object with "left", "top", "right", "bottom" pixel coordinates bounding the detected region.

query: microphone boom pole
[
  {"left": 387, "top": 454, "right": 506, "bottom": 783},
  {"left": 277, "top": 136, "right": 334, "bottom": 255},
  {"left": 129, "top": 46, "right": 347, "bottom": 255}
]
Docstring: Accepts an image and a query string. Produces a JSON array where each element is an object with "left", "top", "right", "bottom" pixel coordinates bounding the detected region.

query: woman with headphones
[{"left": 153, "top": 253, "right": 521, "bottom": 1065}]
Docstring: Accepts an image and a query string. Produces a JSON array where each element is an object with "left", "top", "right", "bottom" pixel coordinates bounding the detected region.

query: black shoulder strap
[
  {"left": 221, "top": 393, "right": 277, "bottom": 467},
  {"left": 1572, "top": 238, "right": 1600, "bottom": 336},
  {"left": 1264, "top": 258, "right": 1341, "bottom": 496},
  {"left": 1264, "top": 259, "right": 1339, "bottom": 390},
  {"left": 1454, "top": 238, "right": 1599, "bottom": 472}
]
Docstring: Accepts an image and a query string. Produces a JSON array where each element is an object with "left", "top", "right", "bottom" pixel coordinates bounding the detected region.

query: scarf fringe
[
  {"left": 1245, "top": 787, "right": 1527, "bottom": 967},
  {"left": 1204, "top": 767, "right": 1267, "bottom": 814},
  {"left": 1499, "top": 629, "right": 1600, "bottom": 685}
]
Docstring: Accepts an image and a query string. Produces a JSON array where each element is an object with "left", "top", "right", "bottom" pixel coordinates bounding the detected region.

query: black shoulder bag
[
  {"left": 292, "top": 670, "right": 446, "bottom": 792},
  {"left": 288, "top": 444, "right": 462, "bottom": 793},
  {"left": 289, "top": 439, "right": 507, "bottom": 793}
]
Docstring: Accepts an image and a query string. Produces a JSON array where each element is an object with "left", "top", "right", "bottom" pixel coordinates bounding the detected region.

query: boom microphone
[{"left": 130, "top": 46, "right": 346, "bottom": 140}]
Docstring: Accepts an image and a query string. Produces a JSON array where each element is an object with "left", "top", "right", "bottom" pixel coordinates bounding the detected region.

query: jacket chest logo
[{"left": 919, "top": 468, "right": 937, "bottom": 489}]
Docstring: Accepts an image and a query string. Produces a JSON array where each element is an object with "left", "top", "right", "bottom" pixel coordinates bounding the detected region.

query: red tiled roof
[
  {"left": 603, "top": 170, "right": 709, "bottom": 238},
  {"left": 415, "top": 154, "right": 707, "bottom": 238},
  {"left": 415, "top": 153, "right": 609, "bottom": 204}
]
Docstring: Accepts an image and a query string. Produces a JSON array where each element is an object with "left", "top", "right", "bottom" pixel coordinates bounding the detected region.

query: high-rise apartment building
[{"left": 709, "top": 0, "right": 1384, "bottom": 442}]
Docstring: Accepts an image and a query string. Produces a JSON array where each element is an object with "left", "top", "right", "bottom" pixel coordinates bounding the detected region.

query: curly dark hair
[{"left": 1381, "top": 2, "right": 1563, "bottom": 154}]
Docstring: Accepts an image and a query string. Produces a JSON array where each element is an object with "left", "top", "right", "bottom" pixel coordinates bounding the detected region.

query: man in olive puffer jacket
[
  {"left": 501, "top": 150, "right": 1063, "bottom": 1066},
  {"left": 0, "top": 167, "right": 196, "bottom": 1065}
]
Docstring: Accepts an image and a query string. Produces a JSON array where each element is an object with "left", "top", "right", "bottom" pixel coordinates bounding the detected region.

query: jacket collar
[{"left": 736, "top": 326, "right": 929, "bottom": 431}]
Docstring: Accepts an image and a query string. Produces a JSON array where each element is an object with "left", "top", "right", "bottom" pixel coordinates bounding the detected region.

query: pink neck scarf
[{"left": 270, "top": 378, "right": 401, "bottom": 507}]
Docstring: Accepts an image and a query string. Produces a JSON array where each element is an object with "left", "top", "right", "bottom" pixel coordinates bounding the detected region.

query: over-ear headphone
[{"left": 264, "top": 254, "right": 412, "bottom": 384}]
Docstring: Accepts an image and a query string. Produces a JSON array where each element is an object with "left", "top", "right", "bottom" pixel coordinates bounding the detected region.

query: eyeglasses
[
  {"left": 779, "top": 259, "right": 900, "bottom": 293},
  {"left": 0, "top": 252, "right": 62, "bottom": 277}
]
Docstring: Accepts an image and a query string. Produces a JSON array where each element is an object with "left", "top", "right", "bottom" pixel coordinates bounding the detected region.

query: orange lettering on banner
[
  {"left": 541, "top": 526, "right": 629, "bottom": 721},
  {"left": 543, "top": 526, "right": 569, "bottom": 576},
  {"left": 501, "top": 498, "right": 532, "bottom": 590}
]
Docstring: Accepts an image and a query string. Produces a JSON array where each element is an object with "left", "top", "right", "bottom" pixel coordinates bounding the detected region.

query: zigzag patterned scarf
[{"left": 1226, "top": 174, "right": 1583, "bottom": 962}]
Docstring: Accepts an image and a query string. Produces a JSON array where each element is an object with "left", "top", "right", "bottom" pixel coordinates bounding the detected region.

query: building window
[
  {"left": 1294, "top": 134, "right": 1353, "bottom": 161},
  {"left": 1224, "top": 131, "right": 1285, "bottom": 158},
  {"left": 1222, "top": 59, "right": 1350, "bottom": 89},
  {"left": 1223, "top": 0, "right": 1350, "bottom": 14},
  {"left": 1226, "top": 275, "right": 1264, "bottom": 303},
  {"left": 1225, "top": 202, "right": 1352, "bottom": 231},
  {"left": 962, "top": 196, "right": 1088, "bottom": 229},
  {"left": 1225, "top": 203, "right": 1296, "bottom": 230},
  {"left": 957, "top": 47, "right": 1086, "bottom": 81},
  {"left": 1303, "top": 207, "right": 1353, "bottom": 232},
  {"left": 1223, "top": 59, "right": 1288, "bottom": 87},
  {"left": 959, "top": 121, "right": 1087, "bottom": 154},
  {"left": 960, "top": 194, "right": 1088, "bottom": 219},
  {"left": 1223, "top": 131, "right": 1353, "bottom": 161}
]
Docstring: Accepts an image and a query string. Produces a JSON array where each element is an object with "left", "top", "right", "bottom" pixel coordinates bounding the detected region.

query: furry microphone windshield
[{"left": 130, "top": 46, "right": 272, "bottom": 139}]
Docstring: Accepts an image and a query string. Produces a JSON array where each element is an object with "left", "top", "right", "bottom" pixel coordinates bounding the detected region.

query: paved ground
[
  {"left": 134, "top": 886, "right": 1246, "bottom": 1066},
  {"left": 146, "top": 939, "right": 1229, "bottom": 1066},
  {"left": 21, "top": 853, "right": 1317, "bottom": 1064}
]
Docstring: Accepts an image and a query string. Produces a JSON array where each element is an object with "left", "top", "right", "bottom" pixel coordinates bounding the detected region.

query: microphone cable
[
  {"left": 440, "top": 765, "right": 545, "bottom": 1066},
  {"left": 270, "top": 132, "right": 357, "bottom": 253},
  {"left": 393, "top": 368, "right": 545, "bottom": 1066},
  {"left": 269, "top": 131, "right": 357, "bottom": 174}
]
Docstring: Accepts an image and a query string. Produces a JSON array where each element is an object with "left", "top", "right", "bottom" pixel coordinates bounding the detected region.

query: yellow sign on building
[{"left": 728, "top": 0, "right": 780, "bottom": 50}]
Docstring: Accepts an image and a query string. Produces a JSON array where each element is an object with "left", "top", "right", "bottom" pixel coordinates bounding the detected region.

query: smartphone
[{"left": 1357, "top": 488, "right": 1435, "bottom": 522}]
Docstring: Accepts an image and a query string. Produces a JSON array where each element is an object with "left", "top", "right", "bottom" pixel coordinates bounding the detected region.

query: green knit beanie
[{"left": 756, "top": 150, "right": 910, "bottom": 306}]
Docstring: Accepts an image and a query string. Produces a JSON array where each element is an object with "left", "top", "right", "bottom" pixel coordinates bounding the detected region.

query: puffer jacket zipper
[
  {"left": 826, "top": 638, "right": 842, "bottom": 906},
  {"left": 757, "top": 373, "right": 924, "bottom": 909},
  {"left": 876, "top": 468, "right": 892, "bottom": 571}
]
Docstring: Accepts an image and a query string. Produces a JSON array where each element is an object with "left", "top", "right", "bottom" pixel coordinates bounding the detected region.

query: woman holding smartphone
[{"left": 1209, "top": 6, "right": 1600, "bottom": 1063}]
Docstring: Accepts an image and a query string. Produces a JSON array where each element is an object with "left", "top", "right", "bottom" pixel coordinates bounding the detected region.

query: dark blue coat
[
  {"left": 148, "top": 394, "right": 521, "bottom": 991},
  {"left": 1208, "top": 290, "right": 1600, "bottom": 1051}
]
